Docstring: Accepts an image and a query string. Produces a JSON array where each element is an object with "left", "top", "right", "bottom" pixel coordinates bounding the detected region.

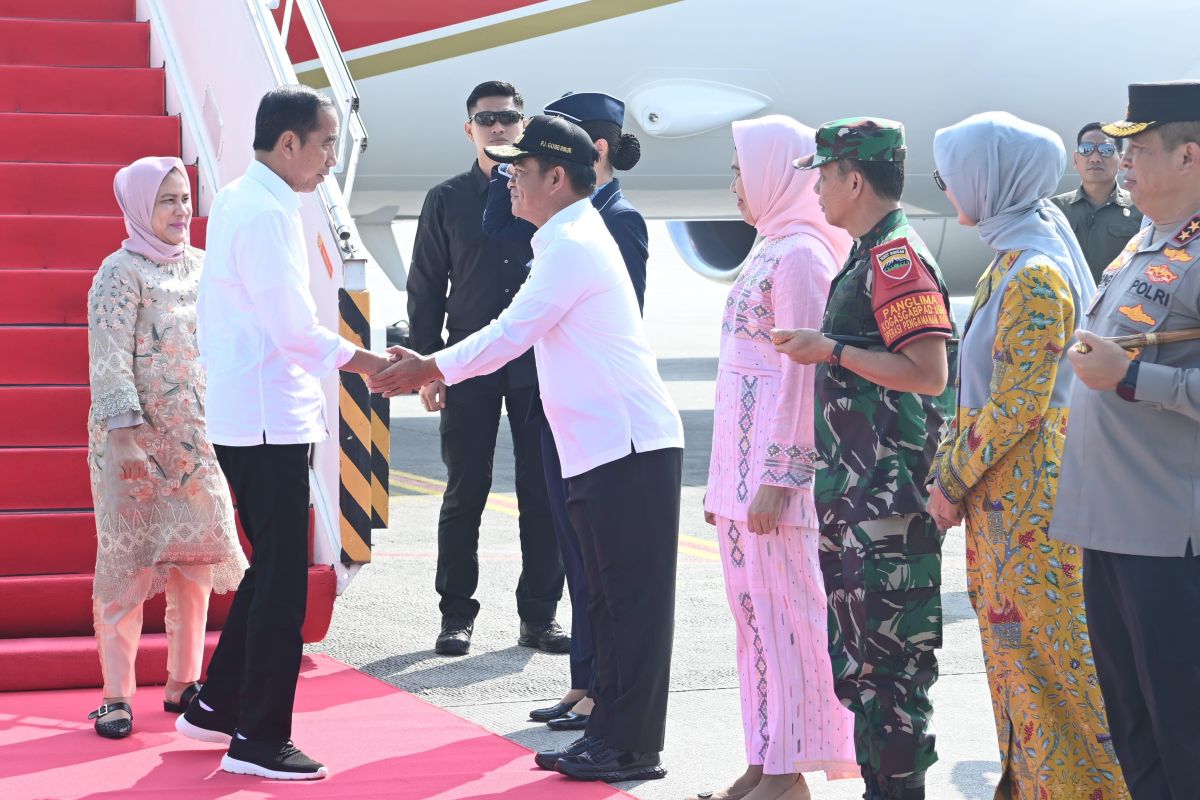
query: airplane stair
[{"left": 0, "top": 0, "right": 335, "bottom": 692}]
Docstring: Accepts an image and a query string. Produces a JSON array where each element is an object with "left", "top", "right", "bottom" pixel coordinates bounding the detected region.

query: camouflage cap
[{"left": 794, "top": 117, "right": 907, "bottom": 170}]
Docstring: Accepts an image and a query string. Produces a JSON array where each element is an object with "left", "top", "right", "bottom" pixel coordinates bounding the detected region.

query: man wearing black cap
[
  {"left": 371, "top": 115, "right": 684, "bottom": 784},
  {"left": 405, "top": 81, "right": 565, "bottom": 657},
  {"left": 482, "top": 91, "right": 651, "bottom": 734},
  {"left": 1051, "top": 80, "right": 1200, "bottom": 799}
]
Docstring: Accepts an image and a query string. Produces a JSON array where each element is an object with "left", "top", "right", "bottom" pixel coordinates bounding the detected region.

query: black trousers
[
  {"left": 200, "top": 443, "right": 310, "bottom": 742},
  {"left": 1084, "top": 545, "right": 1200, "bottom": 799},
  {"left": 436, "top": 378, "right": 561, "bottom": 624},
  {"left": 540, "top": 416, "right": 594, "bottom": 691},
  {"left": 566, "top": 446, "right": 682, "bottom": 753}
]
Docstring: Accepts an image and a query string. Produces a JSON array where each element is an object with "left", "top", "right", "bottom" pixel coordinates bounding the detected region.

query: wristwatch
[
  {"left": 1115, "top": 359, "right": 1140, "bottom": 402},
  {"left": 828, "top": 340, "right": 846, "bottom": 367}
]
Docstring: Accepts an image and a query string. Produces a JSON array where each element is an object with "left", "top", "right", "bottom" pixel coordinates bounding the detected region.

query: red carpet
[{"left": 0, "top": 654, "right": 633, "bottom": 800}]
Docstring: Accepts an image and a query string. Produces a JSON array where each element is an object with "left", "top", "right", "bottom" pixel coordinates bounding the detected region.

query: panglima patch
[
  {"left": 1144, "top": 264, "right": 1179, "bottom": 285},
  {"left": 1118, "top": 303, "right": 1157, "bottom": 326},
  {"left": 1163, "top": 247, "right": 1193, "bottom": 263},
  {"left": 876, "top": 292, "right": 951, "bottom": 348},
  {"left": 874, "top": 245, "right": 913, "bottom": 280}
]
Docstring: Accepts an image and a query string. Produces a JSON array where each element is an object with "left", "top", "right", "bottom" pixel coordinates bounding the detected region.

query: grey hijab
[{"left": 932, "top": 111, "right": 1096, "bottom": 305}]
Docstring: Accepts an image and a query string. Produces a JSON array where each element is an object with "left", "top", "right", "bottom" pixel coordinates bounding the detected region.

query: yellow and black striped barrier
[{"left": 338, "top": 289, "right": 389, "bottom": 564}]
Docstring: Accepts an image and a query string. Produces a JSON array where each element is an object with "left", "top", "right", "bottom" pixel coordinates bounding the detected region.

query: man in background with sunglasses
[
  {"left": 1052, "top": 122, "right": 1144, "bottom": 281},
  {"left": 406, "top": 80, "right": 566, "bottom": 658}
]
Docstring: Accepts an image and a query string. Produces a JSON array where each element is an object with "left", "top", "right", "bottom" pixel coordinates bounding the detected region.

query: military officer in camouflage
[{"left": 772, "top": 118, "right": 956, "bottom": 800}]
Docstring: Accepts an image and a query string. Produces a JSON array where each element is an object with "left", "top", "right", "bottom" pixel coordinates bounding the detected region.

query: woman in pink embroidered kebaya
[{"left": 695, "top": 116, "right": 857, "bottom": 800}]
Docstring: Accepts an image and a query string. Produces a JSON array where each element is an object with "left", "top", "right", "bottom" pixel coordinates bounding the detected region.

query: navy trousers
[
  {"left": 539, "top": 416, "right": 595, "bottom": 692},
  {"left": 1084, "top": 544, "right": 1200, "bottom": 800}
]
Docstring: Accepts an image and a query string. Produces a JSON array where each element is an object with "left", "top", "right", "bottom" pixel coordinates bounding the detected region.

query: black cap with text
[{"left": 485, "top": 114, "right": 598, "bottom": 167}]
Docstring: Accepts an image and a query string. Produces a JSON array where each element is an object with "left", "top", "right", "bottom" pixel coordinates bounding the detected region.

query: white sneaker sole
[
  {"left": 174, "top": 713, "right": 232, "bottom": 744},
  {"left": 220, "top": 754, "right": 329, "bottom": 780}
]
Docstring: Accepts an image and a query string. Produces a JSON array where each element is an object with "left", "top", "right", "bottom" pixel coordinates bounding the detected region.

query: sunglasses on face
[
  {"left": 933, "top": 169, "right": 946, "bottom": 192},
  {"left": 469, "top": 110, "right": 523, "bottom": 126},
  {"left": 1078, "top": 142, "right": 1118, "bottom": 158}
]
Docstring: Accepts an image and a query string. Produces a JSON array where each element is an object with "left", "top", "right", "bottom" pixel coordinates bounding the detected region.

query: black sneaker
[
  {"left": 435, "top": 617, "right": 473, "bottom": 656},
  {"left": 220, "top": 737, "right": 328, "bottom": 780},
  {"left": 556, "top": 746, "right": 666, "bottom": 782},
  {"left": 533, "top": 735, "right": 602, "bottom": 770},
  {"left": 175, "top": 699, "right": 235, "bottom": 744}
]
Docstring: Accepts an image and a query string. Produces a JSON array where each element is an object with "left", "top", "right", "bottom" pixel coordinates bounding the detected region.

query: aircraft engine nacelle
[{"left": 667, "top": 219, "right": 759, "bottom": 282}]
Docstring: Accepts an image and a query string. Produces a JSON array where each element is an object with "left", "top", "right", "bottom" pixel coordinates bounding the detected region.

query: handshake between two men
[{"left": 366, "top": 345, "right": 441, "bottom": 398}]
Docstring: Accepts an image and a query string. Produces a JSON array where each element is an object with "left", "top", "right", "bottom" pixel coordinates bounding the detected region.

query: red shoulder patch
[{"left": 869, "top": 238, "right": 952, "bottom": 351}]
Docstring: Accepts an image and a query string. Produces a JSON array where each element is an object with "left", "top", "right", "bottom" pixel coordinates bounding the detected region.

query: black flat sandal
[
  {"left": 163, "top": 682, "right": 202, "bottom": 713},
  {"left": 88, "top": 702, "right": 133, "bottom": 739}
]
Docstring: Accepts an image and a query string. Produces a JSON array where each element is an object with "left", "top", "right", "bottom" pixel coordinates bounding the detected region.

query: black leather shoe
[
  {"left": 435, "top": 618, "right": 473, "bottom": 656},
  {"left": 546, "top": 711, "right": 589, "bottom": 731},
  {"left": 518, "top": 620, "right": 570, "bottom": 653},
  {"left": 528, "top": 699, "right": 578, "bottom": 722},
  {"left": 556, "top": 746, "right": 666, "bottom": 782},
  {"left": 164, "top": 681, "right": 202, "bottom": 713},
  {"left": 533, "top": 735, "right": 601, "bottom": 771},
  {"left": 89, "top": 702, "right": 133, "bottom": 739}
]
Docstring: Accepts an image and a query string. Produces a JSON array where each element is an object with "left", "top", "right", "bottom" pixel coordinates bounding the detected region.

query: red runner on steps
[{"left": 0, "top": 654, "right": 633, "bottom": 800}]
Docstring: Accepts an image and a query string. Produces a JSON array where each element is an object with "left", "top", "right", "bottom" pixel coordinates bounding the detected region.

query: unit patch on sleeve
[{"left": 869, "top": 237, "right": 952, "bottom": 351}]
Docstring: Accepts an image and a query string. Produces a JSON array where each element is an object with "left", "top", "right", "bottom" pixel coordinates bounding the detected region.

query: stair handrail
[{"left": 253, "top": 0, "right": 367, "bottom": 260}]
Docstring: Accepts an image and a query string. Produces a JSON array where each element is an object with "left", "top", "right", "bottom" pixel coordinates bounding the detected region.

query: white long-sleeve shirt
[
  {"left": 436, "top": 198, "right": 683, "bottom": 478},
  {"left": 198, "top": 160, "right": 355, "bottom": 445}
]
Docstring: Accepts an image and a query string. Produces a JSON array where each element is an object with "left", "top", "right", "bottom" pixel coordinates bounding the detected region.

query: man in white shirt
[
  {"left": 176, "top": 85, "right": 389, "bottom": 781},
  {"left": 370, "top": 115, "right": 684, "bottom": 784}
]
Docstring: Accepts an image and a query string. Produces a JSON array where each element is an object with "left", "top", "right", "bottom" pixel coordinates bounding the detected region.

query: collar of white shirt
[
  {"left": 245, "top": 159, "right": 301, "bottom": 213},
  {"left": 531, "top": 197, "right": 592, "bottom": 255}
]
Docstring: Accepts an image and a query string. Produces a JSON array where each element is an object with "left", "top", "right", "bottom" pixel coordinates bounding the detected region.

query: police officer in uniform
[
  {"left": 1051, "top": 80, "right": 1200, "bottom": 799},
  {"left": 773, "top": 119, "right": 955, "bottom": 800},
  {"left": 482, "top": 91, "right": 650, "bottom": 733}
]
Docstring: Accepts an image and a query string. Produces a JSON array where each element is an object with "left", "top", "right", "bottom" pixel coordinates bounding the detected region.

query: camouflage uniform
[{"left": 800, "top": 120, "right": 957, "bottom": 785}]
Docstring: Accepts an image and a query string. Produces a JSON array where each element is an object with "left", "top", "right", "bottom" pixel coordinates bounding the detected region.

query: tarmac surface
[{"left": 310, "top": 223, "right": 1000, "bottom": 799}]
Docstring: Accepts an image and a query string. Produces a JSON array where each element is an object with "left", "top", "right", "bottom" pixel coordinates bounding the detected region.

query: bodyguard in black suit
[
  {"left": 481, "top": 91, "right": 650, "bottom": 734},
  {"left": 406, "top": 81, "right": 566, "bottom": 657}
]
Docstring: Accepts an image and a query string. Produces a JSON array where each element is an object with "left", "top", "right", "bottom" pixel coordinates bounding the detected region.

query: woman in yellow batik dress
[{"left": 926, "top": 113, "right": 1128, "bottom": 799}]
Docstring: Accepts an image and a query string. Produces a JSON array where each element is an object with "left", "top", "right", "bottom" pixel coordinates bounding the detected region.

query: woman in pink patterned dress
[
  {"left": 85, "top": 157, "right": 246, "bottom": 738},
  {"left": 693, "top": 116, "right": 857, "bottom": 800}
]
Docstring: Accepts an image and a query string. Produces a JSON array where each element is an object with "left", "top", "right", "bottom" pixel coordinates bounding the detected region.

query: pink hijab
[
  {"left": 732, "top": 115, "right": 852, "bottom": 264},
  {"left": 113, "top": 156, "right": 189, "bottom": 263}
]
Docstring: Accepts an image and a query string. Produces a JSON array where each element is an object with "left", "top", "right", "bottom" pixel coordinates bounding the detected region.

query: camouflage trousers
[{"left": 819, "top": 511, "right": 942, "bottom": 777}]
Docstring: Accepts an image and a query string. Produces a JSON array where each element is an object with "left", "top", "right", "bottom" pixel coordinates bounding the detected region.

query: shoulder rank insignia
[
  {"left": 1118, "top": 303, "right": 1157, "bottom": 326},
  {"left": 1163, "top": 246, "right": 1194, "bottom": 263},
  {"left": 1145, "top": 264, "right": 1180, "bottom": 285},
  {"left": 1174, "top": 214, "right": 1200, "bottom": 247}
]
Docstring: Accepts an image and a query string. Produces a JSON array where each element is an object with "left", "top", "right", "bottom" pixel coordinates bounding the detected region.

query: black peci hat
[
  {"left": 1102, "top": 80, "right": 1200, "bottom": 138},
  {"left": 485, "top": 115, "right": 598, "bottom": 166}
]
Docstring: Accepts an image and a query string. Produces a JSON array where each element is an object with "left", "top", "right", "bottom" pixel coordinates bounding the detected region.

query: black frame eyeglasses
[
  {"left": 933, "top": 169, "right": 946, "bottom": 192},
  {"left": 1077, "top": 142, "right": 1118, "bottom": 158},
  {"left": 469, "top": 110, "right": 523, "bottom": 127}
]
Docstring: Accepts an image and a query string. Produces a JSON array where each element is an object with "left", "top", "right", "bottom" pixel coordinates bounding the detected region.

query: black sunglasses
[
  {"left": 933, "top": 169, "right": 946, "bottom": 192},
  {"left": 469, "top": 110, "right": 523, "bottom": 126},
  {"left": 1077, "top": 142, "right": 1118, "bottom": 158}
]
